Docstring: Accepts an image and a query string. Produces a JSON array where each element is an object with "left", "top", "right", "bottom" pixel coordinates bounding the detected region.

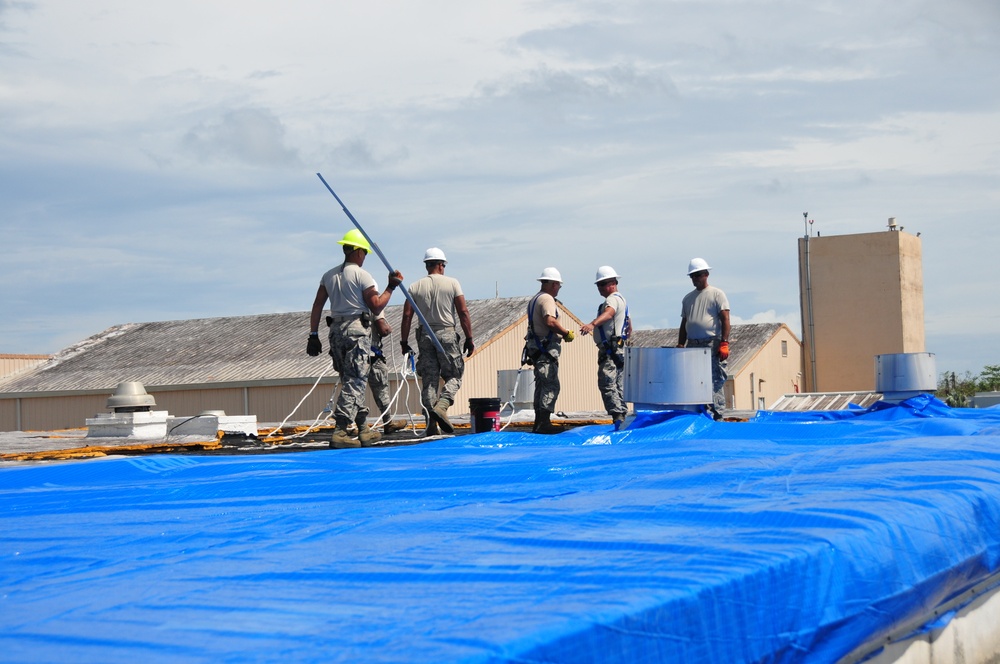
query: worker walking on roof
[
  {"left": 677, "top": 257, "right": 731, "bottom": 417},
  {"left": 580, "top": 266, "right": 631, "bottom": 429},
  {"left": 399, "top": 248, "right": 474, "bottom": 437},
  {"left": 523, "top": 268, "right": 575, "bottom": 434},
  {"left": 307, "top": 229, "right": 403, "bottom": 448}
]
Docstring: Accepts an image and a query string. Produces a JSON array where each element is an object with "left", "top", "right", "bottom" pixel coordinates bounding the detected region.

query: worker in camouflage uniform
[
  {"left": 522, "top": 267, "right": 574, "bottom": 434},
  {"left": 399, "top": 247, "right": 474, "bottom": 437},
  {"left": 677, "top": 257, "right": 731, "bottom": 417},
  {"left": 307, "top": 229, "right": 403, "bottom": 448},
  {"left": 580, "top": 266, "right": 631, "bottom": 429}
]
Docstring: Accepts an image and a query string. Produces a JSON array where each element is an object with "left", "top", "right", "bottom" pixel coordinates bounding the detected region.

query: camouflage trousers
[
  {"left": 685, "top": 338, "right": 728, "bottom": 410},
  {"left": 368, "top": 355, "right": 391, "bottom": 420},
  {"left": 532, "top": 352, "right": 561, "bottom": 414},
  {"left": 416, "top": 327, "right": 465, "bottom": 410},
  {"left": 328, "top": 316, "right": 372, "bottom": 427},
  {"left": 597, "top": 350, "right": 626, "bottom": 419}
]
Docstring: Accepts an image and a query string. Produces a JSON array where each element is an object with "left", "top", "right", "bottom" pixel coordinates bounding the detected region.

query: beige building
[
  {"left": 0, "top": 297, "right": 603, "bottom": 433},
  {"left": 798, "top": 228, "right": 925, "bottom": 392},
  {"left": 1, "top": 354, "right": 51, "bottom": 381},
  {"left": 631, "top": 323, "right": 803, "bottom": 411}
]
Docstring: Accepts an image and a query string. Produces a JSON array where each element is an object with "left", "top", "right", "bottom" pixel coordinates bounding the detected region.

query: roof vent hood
[
  {"left": 875, "top": 353, "right": 936, "bottom": 403},
  {"left": 624, "top": 347, "right": 713, "bottom": 412},
  {"left": 106, "top": 381, "right": 156, "bottom": 413}
]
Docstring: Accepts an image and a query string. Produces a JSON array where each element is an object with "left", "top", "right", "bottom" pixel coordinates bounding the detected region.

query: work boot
[
  {"left": 533, "top": 410, "right": 561, "bottom": 435},
  {"left": 330, "top": 427, "right": 361, "bottom": 449},
  {"left": 613, "top": 416, "right": 625, "bottom": 431},
  {"left": 424, "top": 417, "right": 440, "bottom": 438},
  {"left": 430, "top": 398, "right": 454, "bottom": 434},
  {"left": 382, "top": 419, "right": 407, "bottom": 434},
  {"left": 358, "top": 424, "right": 381, "bottom": 447}
]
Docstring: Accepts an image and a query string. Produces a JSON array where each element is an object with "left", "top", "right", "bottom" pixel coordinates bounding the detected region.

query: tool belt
[
  {"left": 326, "top": 312, "right": 371, "bottom": 329},
  {"left": 598, "top": 337, "right": 625, "bottom": 368},
  {"left": 522, "top": 335, "right": 559, "bottom": 366}
]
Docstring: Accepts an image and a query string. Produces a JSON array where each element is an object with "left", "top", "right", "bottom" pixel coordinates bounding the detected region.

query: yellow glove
[{"left": 564, "top": 330, "right": 575, "bottom": 342}]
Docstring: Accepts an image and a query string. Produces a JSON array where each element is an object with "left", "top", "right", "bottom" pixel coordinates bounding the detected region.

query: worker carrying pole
[{"left": 316, "top": 173, "right": 446, "bottom": 357}]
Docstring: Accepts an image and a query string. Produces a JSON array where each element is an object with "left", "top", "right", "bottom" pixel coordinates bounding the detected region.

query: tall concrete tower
[{"left": 798, "top": 222, "right": 925, "bottom": 392}]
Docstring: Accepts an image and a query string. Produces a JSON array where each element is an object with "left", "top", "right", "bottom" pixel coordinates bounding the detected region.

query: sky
[{"left": 2, "top": 0, "right": 998, "bottom": 378}]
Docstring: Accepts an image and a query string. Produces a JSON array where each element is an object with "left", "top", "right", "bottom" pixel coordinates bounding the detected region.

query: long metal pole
[{"left": 316, "top": 173, "right": 446, "bottom": 356}]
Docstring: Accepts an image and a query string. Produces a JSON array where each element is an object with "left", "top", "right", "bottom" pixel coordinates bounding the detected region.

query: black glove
[
  {"left": 401, "top": 340, "right": 414, "bottom": 355},
  {"left": 388, "top": 270, "right": 403, "bottom": 289},
  {"left": 306, "top": 333, "right": 322, "bottom": 357},
  {"left": 463, "top": 337, "right": 475, "bottom": 357}
]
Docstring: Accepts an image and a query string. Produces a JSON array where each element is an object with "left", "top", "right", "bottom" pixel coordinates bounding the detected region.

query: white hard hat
[
  {"left": 537, "top": 267, "right": 563, "bottom": 283},
  {"left": 594, "top": 266, "right": 620, "bottom": 284},
  {"left": 423, "top": 247, "right": 447, "bottom": 263},
  {"left": 686, "top": 257, "right": 711, "bottom": 275}
]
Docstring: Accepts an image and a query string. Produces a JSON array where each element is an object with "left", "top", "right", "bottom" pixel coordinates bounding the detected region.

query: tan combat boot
[
  {"left": 330, "top": 427, "right": 361, "bottom": 449},
  {"left": 382, "top": 419, "right": 407, "bottom": 434},
  {"left": 358, "top": 424, "right": 382, "bottom": 447},
  {"left": 431, "top": 398, "right": 454, "bottom": 434}
]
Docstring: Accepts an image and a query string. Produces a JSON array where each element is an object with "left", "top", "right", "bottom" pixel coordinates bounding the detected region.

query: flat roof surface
[{"left": 4, "top": 396, "right": 1000, "bottom": 662}]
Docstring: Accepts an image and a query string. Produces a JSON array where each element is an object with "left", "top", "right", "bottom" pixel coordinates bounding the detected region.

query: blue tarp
[{"left": 3, "top": 394, "right": 1000, "bottom": 663}]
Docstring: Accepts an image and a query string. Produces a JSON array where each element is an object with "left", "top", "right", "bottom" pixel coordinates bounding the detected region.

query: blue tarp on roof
[{"left": 3, "top": 395, "right": 1000, "bottom": 663}]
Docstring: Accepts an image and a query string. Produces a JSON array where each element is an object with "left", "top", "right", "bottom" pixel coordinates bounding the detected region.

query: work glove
[
  {"left": 564, "top": 330, "right": 575, "bottom": 342},
  {"left": 306, "top": 333, "right": 322, "bottom": 357},
  {"left": 463, "top": 337, "right": 475, "bottom": 357},
  {"left": 400, "top": 340, "right": 414, "bottom": 355},
  {"left": 718, "top": 341, "right": 730, "bottom": 360},
  {"left": 388, "top": 270, "right": 404, "bottom": 289}
]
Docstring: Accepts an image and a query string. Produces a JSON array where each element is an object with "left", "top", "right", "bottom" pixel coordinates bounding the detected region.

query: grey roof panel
[{"left": 0, "top": 297, "right": 532, "bottom": 394}]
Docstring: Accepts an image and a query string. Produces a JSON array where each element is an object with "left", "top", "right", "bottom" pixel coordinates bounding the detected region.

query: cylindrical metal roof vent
[
  {"left": 106, "top": 381, "right": 156, "bottom": 412},
  {"left": 624, "top": 347, "right": 713, "bottom": 410},
  {"left": 875, "top": 353, "right": 936, "bottom": 402}
]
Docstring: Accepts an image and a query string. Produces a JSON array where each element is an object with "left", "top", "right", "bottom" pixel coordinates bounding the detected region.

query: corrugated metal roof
[
  {"left": 0, "top": 297, "right": 532, "bottom": 394},
  {"left": 769, "top": 392, "right": 883, "bottom": 411},
  {"left": 630, "top": 322, "right": 786, "bottom": 376}
]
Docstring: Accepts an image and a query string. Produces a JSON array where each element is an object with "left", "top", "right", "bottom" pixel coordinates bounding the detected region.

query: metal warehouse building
[{"left": 0, "top": 297, "right": 801, "bottom": 432}]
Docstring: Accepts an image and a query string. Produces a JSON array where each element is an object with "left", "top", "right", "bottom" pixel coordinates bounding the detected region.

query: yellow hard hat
[{"left": 338, "top": 229, "right": 371, "bottom": 253}]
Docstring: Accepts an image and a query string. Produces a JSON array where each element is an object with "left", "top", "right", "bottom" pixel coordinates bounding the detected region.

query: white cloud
[
  {"left": 181, "top": 108, "right": 300, "bottom": 167},
  {"left": 1, "top": 0, "right": 999, "bottom": 377}
]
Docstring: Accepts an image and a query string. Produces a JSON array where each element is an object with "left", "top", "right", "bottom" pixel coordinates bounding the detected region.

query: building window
[{"left": 781, "top": 340, "right": 788, "bottom": 357}]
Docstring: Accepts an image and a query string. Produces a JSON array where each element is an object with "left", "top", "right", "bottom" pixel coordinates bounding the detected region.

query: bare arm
[
  {"left": 677, "top": 317, "right": 688, "bottom": 347},
  {"left": 455, "top": 294, "right": 475, "bottom": 356},
  {"left": 400, "top": 301, "right": 414, "bottom": 346},
  {"left": 309, "top": 285, "right": 328, "bottom": 334},
  {"left": 455, "top": 295, "right": 473, "bottom": 340},
  {"left": 363, "top": 284, "right": 397, "bottom": 316},
  {"left": 720, "top": 309, "right": 731, "bottom": 342},
  {"left": 545, "top": 314, "right": 571, "bottom": 337},
  {"left": 580, "top": 304, "right": 615, "bottom": 336}
]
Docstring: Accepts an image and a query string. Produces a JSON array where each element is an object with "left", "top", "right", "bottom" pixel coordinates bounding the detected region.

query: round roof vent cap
[{"left": 107, "top": 381, "right": 156, "bottom": 411}]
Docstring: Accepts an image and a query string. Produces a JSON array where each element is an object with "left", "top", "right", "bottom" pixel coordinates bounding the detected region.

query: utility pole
[{"left": 801, "top": 212, "right": 818, "bottom": 391}]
